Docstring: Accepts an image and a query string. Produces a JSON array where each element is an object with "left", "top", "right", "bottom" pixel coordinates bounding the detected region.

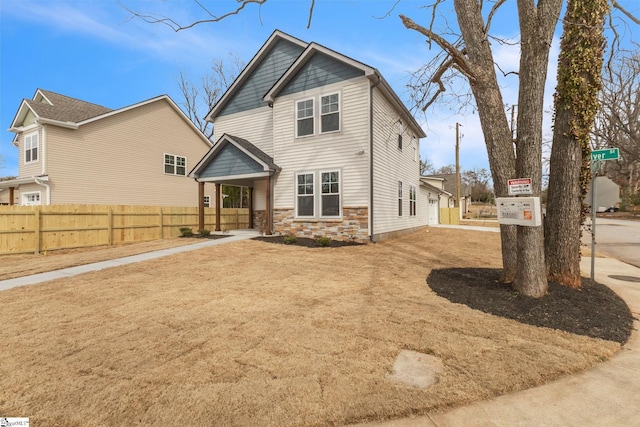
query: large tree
[
  {"left": 402, "top": 0, "right": 562, "bottom": 296},
  {"left": 545, "top": 0, "right": 610, "bottom": 287}
]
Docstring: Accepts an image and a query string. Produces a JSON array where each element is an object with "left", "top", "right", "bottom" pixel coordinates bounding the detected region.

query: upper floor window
[
  {"left": 164, "top": 154, "right": 186, "bottom": 176},
  {"left": 397, "top": 120, "right": 403, "bottom": 150},
  {"left": 25, "top": 132, "right": 38, "bottom": 163},
  {"left": 296, "top": 99, "right": 314, "bottom": 137},
  {"left": 412, "top": 136, "right": 418, "bottom": 162},
  {"left": 321, "top": 93, "right": 340, "bottom": 133}
]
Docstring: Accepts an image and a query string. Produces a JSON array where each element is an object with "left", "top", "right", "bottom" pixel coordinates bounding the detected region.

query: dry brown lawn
[{"left": 0, "top": 228, "right": 620, "bottom": 426}]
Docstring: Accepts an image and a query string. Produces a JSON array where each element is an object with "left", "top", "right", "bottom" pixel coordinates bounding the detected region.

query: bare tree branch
[
  {"left": 611, "top": 0, "right": 640, "bottom": 25},
  {"left": 485, "top": 0, "right": 508, "bottom": 33},
  {"left": 120, "top": 0, "right": 268, "bottom": 32}
]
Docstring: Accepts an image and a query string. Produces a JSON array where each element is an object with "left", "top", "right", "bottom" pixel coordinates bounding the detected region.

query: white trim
[
  {"left": 319, "top": 169, "right": 342, "bottom": 218},
  {"left": 196, "top": 172, "right": 271, "bottom": 182},
  {"left": 164, "top": 153, "right": 187, "bottom": 176},
  {"left": 320, "top": 92, "right": 341, "bottom": 134},
  {"left": 295, "top": 171, "right": 316, "bottom": 218},
  {"left": 295, "top": 97, "right": 315, "bottom": 138},
  {"left": 22, "top": 191, "right": 41, "bottom": 206},
  {"left": 24, "top": 131, "right": 39, "bottom": 164}
]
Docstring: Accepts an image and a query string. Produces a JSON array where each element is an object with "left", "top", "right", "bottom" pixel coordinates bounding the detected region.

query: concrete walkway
[
  {"left": 0, "top": 230, "right": 261, "bottom": 292},
  {"left": 354, "top": 256, "right": 640, "bottom": 427}
]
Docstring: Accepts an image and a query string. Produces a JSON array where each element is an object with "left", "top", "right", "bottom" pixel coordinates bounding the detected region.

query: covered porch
[{"left": 189, "top": 134, "right": 280, "bottom": 235}]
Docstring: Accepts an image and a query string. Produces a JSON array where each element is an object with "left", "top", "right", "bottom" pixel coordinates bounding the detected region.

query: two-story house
[
  {"left": 189, "top": 30, "right": 433, "bottom": 242},
  {"left": 1, "top": 89, "right": 212, "bottom": 207}
]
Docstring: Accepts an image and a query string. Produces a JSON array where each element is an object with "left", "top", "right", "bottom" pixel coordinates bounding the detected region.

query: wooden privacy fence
[
  {"left": 439, "top": 207, "right": 460, "bottom": 225},
  {"left": 0, "top": 205, "right": 250, "bottom": 255}
]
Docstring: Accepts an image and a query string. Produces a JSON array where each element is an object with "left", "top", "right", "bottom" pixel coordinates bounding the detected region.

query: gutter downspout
[
  {"left": 41, "top": 126, "right": 47, "bottom": 176},
  {"left": 369, "top": 73, "right": 382, "bottom": 243},
  {"left": 34, "top": 176, "right": 50, "bottom": 205}
]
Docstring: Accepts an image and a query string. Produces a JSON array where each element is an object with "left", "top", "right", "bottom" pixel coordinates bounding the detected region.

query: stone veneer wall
[
  {"left": 253, "top": 210, "right": 266, "bottom": 233},
  {"left": 273, "top": 207, "right": 369, "bottom": 243}
]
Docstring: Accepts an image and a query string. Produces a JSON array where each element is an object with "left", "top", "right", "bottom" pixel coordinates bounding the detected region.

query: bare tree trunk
[
  {"left": 513, "top": 0, "right": 563, "bottom": 297},
  {"left": 546, "top": 0, "right": 609, "bottom": 287},
  {"left": 453, "top": 0, "right": 518, "bottom": 282}
]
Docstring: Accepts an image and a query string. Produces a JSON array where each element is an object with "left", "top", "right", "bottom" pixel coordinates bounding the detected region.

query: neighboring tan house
[
  {"left": 420, "top": 176, "right": 454, "bottom": 224},
  {"left": 189, "top": 30, "right": 430, "bottom": 242},
  {"left": 1, "top": 89, "right": 212, "bottom": 206},
  {"left": 423, "top": 173, "right": 472, "bottom": 215}
]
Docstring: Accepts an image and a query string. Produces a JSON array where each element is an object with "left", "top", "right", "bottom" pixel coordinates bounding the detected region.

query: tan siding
[
  {"left": 271, "top": 78, "right": 370, "bottom": 211},
  {"left": 18, "top": 128, "right": 43, "bottom": 178},
  {"left": 371, "top": 88, "right": 425, "bottom": 235},
  {"left": 44, "top": 99, "right": 211, "bottom": 206}
]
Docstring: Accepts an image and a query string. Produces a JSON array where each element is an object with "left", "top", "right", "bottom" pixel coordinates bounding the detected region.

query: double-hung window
[
  {"left": 24, "top": 132, "right": 38, "bottom": 163},
  {"left": 296, "top": 99, "right": 314, "bottom": 137},
  {"left": 409, "top": 185, "right": 417, "bottom": 216},
  {"left": 297, "top": 173, "right": 315, "bottom": 216},
  {"left": 398, "top": 181, "right": 403, "bottom": 216},
  {"left": 321, "top": 171, "right": 340, "bottom": 216},
  {"left": 397, "top": 120, "right": 403, "bottom": 150},
  {"left": 320, "top": 93, "right": 340, "bottom": 133},
  {"left": 164, "top": 154, "right": 186, "bottom": 176}
]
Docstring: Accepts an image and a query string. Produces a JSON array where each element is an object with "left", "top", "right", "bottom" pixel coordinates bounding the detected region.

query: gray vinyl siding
[
  {"left": 280, "top": 52, "right": 364, "bottom": 96},
  {"left": 219, "top": 39, "right": 305, "bottom": 117},
  {"left": 199, "top": 143, "right": 264, "bottom": 178},
  {"left": 371, "top": 88, "right": 426, "bottom": 235}
]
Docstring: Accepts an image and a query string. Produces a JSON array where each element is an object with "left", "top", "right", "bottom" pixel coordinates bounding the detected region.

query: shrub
[
  {"left": 198, "top": 229, "right": 211, "bottom": 237},
  {"left": 316, "top": 236, "right": 332, "bottom": 247},
  {"left": 283, "top": 234, "right": 297, "bottom": 244},
  {"left": 179, "top": 227, "right": 194, "bottom": 237}
]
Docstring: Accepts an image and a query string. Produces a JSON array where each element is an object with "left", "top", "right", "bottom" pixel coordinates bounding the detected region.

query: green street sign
[{"left": 591, "top": 148, "right": 619, "bottom": 161}]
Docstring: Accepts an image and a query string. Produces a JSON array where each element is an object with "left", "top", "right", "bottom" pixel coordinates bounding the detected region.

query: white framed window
[
  {"left": 412, "top": 136, "right": 418, "bottom": 162},
  {"left": 22, "top": 191, "right": 41, "bottom": 206},
  {"left": 409, "top": 185, "right": 417, "bottom": 216},
  {"left": 203, "top": 195, "right": 211, "bottom": 208},
  {"left": 24, "top": 132, "right": 38, "bottom": 163},
  {"left": 397, "top": 120, "right": 403, "bottom": 151},
  {"left": 320, "top": 93, "right": 340, "bottom": 133},
  {"left": 296, "top": 99, "right": 314, "bottom": 137},
  {"left": 320, "top": 170, "right": 341, "bottom": 217},
  {"left": 398, "top": 181, "right": 403, "bottom": 216},
  {"left": 296, "top": 172, "right": 315, "bottom": 217},
  {"left": 164, "top": 154, "right": 186, "bottom": 176}
]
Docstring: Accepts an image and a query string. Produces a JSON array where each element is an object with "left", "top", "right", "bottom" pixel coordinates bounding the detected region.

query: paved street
[{"left": 583, "top": 218, "right": 640, "bottom": 268}]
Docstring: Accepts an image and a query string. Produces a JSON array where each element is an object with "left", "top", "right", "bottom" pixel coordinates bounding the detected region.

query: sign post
[{"left": 589, "top": 148, "right": 619, "bottom": 280}]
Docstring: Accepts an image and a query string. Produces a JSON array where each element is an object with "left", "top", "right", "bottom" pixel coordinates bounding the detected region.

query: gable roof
[
  {"left": 206, "top": 30, "right": 426, "bottom": 139},
  {"left": 189, "top": 134, "right": 280, "bottom": 181},
  {"left": 205, "top": 30, "right": 307, "bottom": 121},
  {"left": 425, "top": 173, "right": 472, "bottom": 196},
  {"left": 10, "top": 89, "right": 112, "bottom": 129},
  {"left": 8, "top": 90, "right": 212, "bottom": 147}
]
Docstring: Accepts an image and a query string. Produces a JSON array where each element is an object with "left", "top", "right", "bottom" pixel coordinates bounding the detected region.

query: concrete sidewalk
[
  {"left": 0, "top": 230, "right": 261, "bottom": 292},
  {"left": 354, "top": 256, "right": 640, "bottom": 427}
]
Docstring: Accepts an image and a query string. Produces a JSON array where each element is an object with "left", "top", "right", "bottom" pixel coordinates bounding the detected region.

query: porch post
[
  {"left": 9, "top": 187, "right": 15, "bottom": 206},
  {"left": 265, "top": 175, "right": 272, "bottom": 235},
  {"left": 215, "top": 183, "right": 221, "bottom": 231},
  {"left": 248, "top": 187, "right": 254, "bottom": 229},
  {"left": 198, "top": 181, "right": 205, "bottom": 231}
]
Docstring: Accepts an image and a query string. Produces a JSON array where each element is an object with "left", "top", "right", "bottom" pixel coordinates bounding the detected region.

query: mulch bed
[
  {"left": 428, "top": 268, "right": 635, "bottom": 344},
  {"left": 253, "top": 236, "right": 365, "bottom": 248}
]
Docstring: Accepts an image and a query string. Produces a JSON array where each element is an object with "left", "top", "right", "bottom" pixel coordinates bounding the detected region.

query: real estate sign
[{"left": 496, "top": 197, "right": 542, "bottom": 227}]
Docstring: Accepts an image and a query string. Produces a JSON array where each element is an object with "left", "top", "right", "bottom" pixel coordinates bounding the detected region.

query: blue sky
[{"left": 1, "top": 0, "right": 637, "bottom": 179}]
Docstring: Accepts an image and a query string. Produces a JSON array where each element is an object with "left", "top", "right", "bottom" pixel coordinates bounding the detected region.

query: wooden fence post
[
  {"left": 108, "top": 208, "right": 113, "bottom": 246},
  {"left": 34, "top": 208, "right": 41, "bottom": 254},
  {"left": 159, "top": 208, "right": 164, "bottom": 239}
]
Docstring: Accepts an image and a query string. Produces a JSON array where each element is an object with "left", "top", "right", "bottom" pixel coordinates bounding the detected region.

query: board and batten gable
[
  {"left": 44, "top": 99, "right": 211, "bottom": 206},
  {"left": 197, "top": 143, "right": 265, "bottom": 179},
  {"left": 371, "top": 87, "right": 423, "bottom": 236},
  {"left": 218, "top": 39, "right": 305, "bottom": 117}
]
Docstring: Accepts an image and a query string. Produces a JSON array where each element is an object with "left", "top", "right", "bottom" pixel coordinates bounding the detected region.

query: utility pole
[{"left": 455, "top": 122, "right": 461, "bottom": 210}]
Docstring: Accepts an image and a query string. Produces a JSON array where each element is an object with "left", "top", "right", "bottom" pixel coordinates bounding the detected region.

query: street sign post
[{"left": 589, "top": 147, "right": 620, "bottom": 279}]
